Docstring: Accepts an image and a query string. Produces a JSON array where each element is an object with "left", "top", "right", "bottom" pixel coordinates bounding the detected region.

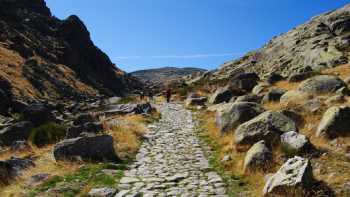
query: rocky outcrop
[
  {"left": 0, "top": 0, "right": 141, "bottom": 103},
  {"left": 234, "top": 111, "right": 297, "bottom": 147},
  {"left": 209, "top": 85, "right": 243, "bottom": 104},
  {"left": 192, "top": 4, "right": 350, "bottom": 84},
  {"left": 298, "top": 75, "right": 346, "bottom": 94},
  {"left": 53, "top": 135, "right": 119, "bottom": 162},
  {"left": 22, "top": 103, "right": 55, "bottom": 126},
  {"left": 216, "top": 102, "right": 265, "bottom": 133},
  {"left": 317, "top": 106, "right": 350, "bottom": 138},
  {"left": 263, "top": 156, "right": 314, "bottom": 196},
  {"left": 281, "top": 131, "right": 313, "bottom": 156}
]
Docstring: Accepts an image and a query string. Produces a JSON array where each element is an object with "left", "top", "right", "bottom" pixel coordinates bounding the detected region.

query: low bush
[{"left": 29, "top": 122, "right": 67, "bottom": 147}]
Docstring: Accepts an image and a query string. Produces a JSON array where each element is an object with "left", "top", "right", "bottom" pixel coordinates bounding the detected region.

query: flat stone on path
[{"left": 115, "top": 103, "right": 228, "bottom": 196}]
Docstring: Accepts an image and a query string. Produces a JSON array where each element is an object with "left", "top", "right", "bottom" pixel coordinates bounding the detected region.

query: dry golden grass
[
  {"left": 322, "top": 64, "right": 350, "bottom": 80},
  {"left": 0, "top": 145, "right": 80, "bottom": 197},
  {"left": 273, "top": 80, "right": 299, "bottom": 91},
  {"left": 105, "top": 114, "right": 148, "bottom": 160}
]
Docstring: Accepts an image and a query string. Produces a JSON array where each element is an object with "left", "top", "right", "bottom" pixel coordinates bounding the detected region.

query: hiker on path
[
  {"left": 165, "top": 88, "right": 172, "bottom": 103},
  {"left": 139, "top": 91, "right": 145, "bottom": 101}
]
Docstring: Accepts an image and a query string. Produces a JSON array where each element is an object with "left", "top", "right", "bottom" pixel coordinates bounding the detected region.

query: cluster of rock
[{"left": 195, "top": 65, "right": 350, "bottom": 195}]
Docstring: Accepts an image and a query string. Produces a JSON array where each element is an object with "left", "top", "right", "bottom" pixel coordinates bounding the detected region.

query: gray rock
[
  {"left": 303, "top": 98, "right": 322, "bottom": 113},
  {"left": 73, "top": 113, "right": 98, "bottom": 126},
  {"left": 66, "top": 122, "right": 103, "bottom": 139},
  {"left": 0, "top": 121, "right": 33, "bottom": 146},
  {"left": 88, "top": 187, "right": 116, "bottom": 197},
  {"left": 229, "top": 72, "right": 260, "bottom": 92},
  {"left": 185, "top": 97, "right": 207, "bottom": 107},
  {"left": 317, "top": 106, "right": 350, "bottom": 138},
  {"left": 280, "top": 90, "right": 312, "bottom": 106},
  {"left": 263, "top": 156, "right": 314, "bottom": 196},
  {"left": 325, "top": 94, "right": 345, "bottom": 105},
  {"left": 234, "top": 111, "right": 297, "bottom": 147},
  {"left": 22, "top": 103, "right": 55, "bottom": 126},
  {"left": 209, "top": 85, "right": 242, "bottom": 104},
  {"left": 266, "top": 73, "right": 284, "bottom": 84},
  {"left": 298, "top": 75, "right": 346, "bottom": 94},
  {"left": 10, "top": 140, "right": 30, "bottom": 151},
  {"left": 234, "top": 94, "right": 263, "bottom": 103},
  {"left": 216, "top": 102, "right": 265, "bottom": 134},
  {"left": 281, "top": 131, "right": 313, "bottom": 156},
  {"left": 243, "top": 140, "right": 272, "bottom": 173},
  {"left": 252, "top": 83, "right": 270, "bottom": 95},
  {"left": 27, "top": 173, "right": 51, "bottom": 186},
  {"left": 262, "top": 88, "right": 287, "bottom": 103},
  {"left": 53, "top": 135, "right": 120, "bottom": 162},
  {"left": 288, "top": 71, "right": 318, "bottom": 82}
]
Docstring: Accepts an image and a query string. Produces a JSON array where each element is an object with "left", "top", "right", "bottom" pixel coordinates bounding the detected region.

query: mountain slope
[
  {"left": 0, "top": 0, "right": 141, "bottom": 103},
  {"left": 199, "top": 4, "right": 350, "bottom": 83},
  {"left": 131, "top": 67, "right": 206, "bottom": 84}
]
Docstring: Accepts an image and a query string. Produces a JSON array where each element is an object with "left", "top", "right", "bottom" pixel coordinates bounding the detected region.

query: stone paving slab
[{"left": 115, "top": 103, "right": 228, "bottom": 197}]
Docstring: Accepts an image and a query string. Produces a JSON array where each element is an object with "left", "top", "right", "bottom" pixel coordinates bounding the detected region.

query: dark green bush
[{"left": 29, "top": 122, "right": 67, "bottom": 146}]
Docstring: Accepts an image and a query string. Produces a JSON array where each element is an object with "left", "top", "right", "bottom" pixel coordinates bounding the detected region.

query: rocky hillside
[
  {"left": 196, "top": 4, "right": 350, "bottom": 83},
  {"left": 131, "top": 67, "right": 206, "bottom": 85},
  {"left": 0, "top": 0, "right": 141, "bottom": 108}
]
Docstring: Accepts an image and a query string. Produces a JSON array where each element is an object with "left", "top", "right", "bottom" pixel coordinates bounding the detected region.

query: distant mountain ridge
[{"left": 131, "top": 67, "right": 206, "bottom": 84}]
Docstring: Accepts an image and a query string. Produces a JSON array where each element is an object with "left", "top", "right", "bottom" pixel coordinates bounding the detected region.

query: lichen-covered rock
[
  {"left": 280, "top": 90, "right": 312, "bottom": 106},
  {"left": 298, "top": 75, "right": 346, "bottom": 94},
  {"left": 88, "top": 187, "right": 117, "bottom": 197},
  {"left": 234, "top": 111, "right": 297, "bottom": 147},
  {"left": 281, "top": 131, "right": 313, "bottom": 156},
  {"left": 216, "top": 102, "right": 265, "bottom": 133},
  {"left": 243, "top": 140, "right": 272, "bottom": 173},
  {"left": 235, "top": 94, "right": 263, "bottom": 104},
  {"left": 53, "top": 135, "right": 119, "bottom": 162},
  {"left": 252, "top": 83, "right": 270, "bottom": 95},
  {"left": 263, "top": 156, "right": 314, "bottom": 196},
  {"left": 317, "top": 106, "right": 350, "bottom": 138}
]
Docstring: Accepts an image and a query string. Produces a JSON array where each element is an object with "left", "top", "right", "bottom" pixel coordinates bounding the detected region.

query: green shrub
[{"left": 29, "top": 122, "right": 67, "bottom": 146}]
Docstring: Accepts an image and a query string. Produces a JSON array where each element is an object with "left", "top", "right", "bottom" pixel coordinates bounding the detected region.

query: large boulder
[
  {"left": 216, "top": 102, "right": 265, "bottom": 134},
  {"left": 298, "top": 75, "right": 346, "bottom": 94},
  {"left": 209, "top": 85, "right": 242, "bottom": 104},
  {"left": 185, "top": 97, "right": 207, "bottom": 107},
  {"left": 22, "top": 103, "right": 55, "bottom": 126},
  {"left": 280, "top": 90, "right": 312, "bottom": 106},
  {"left": 281, "top": 131, "right": 313, "bottom": 156},
  {"left": 317, "top": 106, "right": 350, "bottom": 138},
  {"left": 262, "top": 88, "right": 287, "bottom": 103},
  {"left": 53, "top": 135, "right": 119, "bottom": 162},
  {"left": 252, "top": 83, "right": 270, "bottom": 95},
  {"left": 263, "top": 156, "right": 314, "bottom": 196},
  {"left": 0, "top": 157, "right": 35, "bottom": 185},
  {"left": 243, "top": 140, "right": 272, "bottom": 173},
  {"left": 0, "top": 121, "right": 33, "bottom": 146},
  {"left": 104, "top": 103, "right": 155, "bottom": 116},
  {"left": 73, "top": 113, "right": 99, "bottom": 126},
  {"left": 288, "top": 71, "right": 318, "bottom": 82},
  {"left": 230, "top": 72, "right": 260, "bottom": 92},
  {"left": 266, "top": 73, "right": 284, "bottom": 84},
  {"left": 234, "top": 111, "right": 297, "bottom": 147}
]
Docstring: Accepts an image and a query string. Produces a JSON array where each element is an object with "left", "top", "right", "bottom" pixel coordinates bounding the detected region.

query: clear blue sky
[{"left": 46, "top": 0, "right": 349, "bottom": 72}]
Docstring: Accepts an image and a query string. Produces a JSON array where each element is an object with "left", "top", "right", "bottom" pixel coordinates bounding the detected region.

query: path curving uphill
[{"left": 115, "top": 103, "right": 228, "bottom": 196}]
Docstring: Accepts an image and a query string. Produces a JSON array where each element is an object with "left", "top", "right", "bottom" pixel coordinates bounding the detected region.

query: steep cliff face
[
  {"left": 0, "top": 0, "right": 141, "bottom": 103},
  {"left": 200, "top": 4, "right": 350, "bottom": 83}
]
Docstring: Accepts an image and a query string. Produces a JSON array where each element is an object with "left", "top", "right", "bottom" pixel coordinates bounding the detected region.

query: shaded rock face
[
  {"left": 0, "top": 121, "right": 33, "bottom": 146},
  {"left": 185, "top": 97, "right": 207, "bottom": 107},
  {"left": 317, "top": 106, "right": 350, "bottom": 138},
  {"left": 234, "top": 94, "right": 263, "bottom": 104},
  {"left": 216, "top": 102, "right": 265, "bottom": 134},
  {"left": 0, "top": 0, "right": 141, "bottom": 102},
  {"left": 243, "top": 140, "right": 272, "bottom": 173},
  {"left": 22, "top": 103, "right": 55, "bottom": 126},
  {"left": 234, "top": 111, "right": 297, "bottom": 147},
  {"left": 53, "top": 135, "right": 119, "bottom": 162},
  {"left": 262, "top": 88, "right": 287, "bottom": 103},
  {"left": 0, "top": 156, "right": 35, "bottom": 185},
  {"left": 194, "top": 4, "right": 350, "bottom": 83},
  {"left": 229, "top": 72, "right": 260, "bottom": 92},
  {"left": 298, "top": 75, "right": 346, "bottom": 94},
  {"left": 66, "top": 122, "right": 103, "bottom": 139},
  {"left": 209, "top": 85, "right": 243, "bottom": 104},
  {"left": 263, "top": 156, "right": 314, "bottom": 196}
]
